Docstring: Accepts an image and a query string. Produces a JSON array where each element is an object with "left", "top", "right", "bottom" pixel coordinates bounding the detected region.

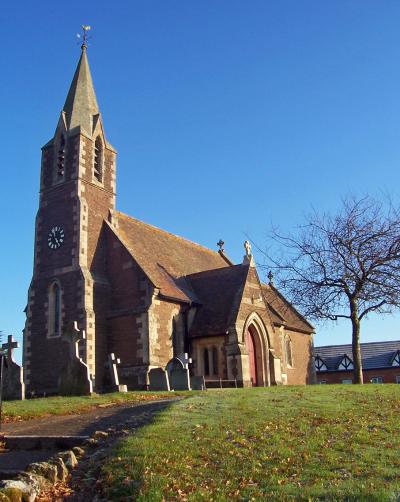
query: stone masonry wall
[{"left": 284, "top": 329, "right": 315, "bottom": 385}]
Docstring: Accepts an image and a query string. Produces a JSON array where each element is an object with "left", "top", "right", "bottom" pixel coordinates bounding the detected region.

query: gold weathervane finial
[{"left": 77, "top": 25, "right": 91, "bottom": 50}]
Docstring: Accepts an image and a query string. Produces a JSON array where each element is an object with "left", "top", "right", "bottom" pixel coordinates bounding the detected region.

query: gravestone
[
  {"left": 190, "top": 375, "right": 206, "bottom": 390},
  {"left": 105, "top": 353, "right": 127, "bottom": 392},
  {"left": 166, "top": 357, "right": 191, "bottom": 391},
  {"left": 1, "top": 335, "right": 25, "bottom": 400},
  {"left": 58, "top": 321, "right": 93, "bottom": 396},
  {"left": 148, "top": 368, "right": 170, "bottom": 391}
]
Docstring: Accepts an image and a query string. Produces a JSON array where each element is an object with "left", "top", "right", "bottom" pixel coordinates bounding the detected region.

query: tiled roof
[
  {"left": 314, "top": 340, "right": 400, "bottom": 371},
  {"left": 106, "top": 212, "right": 314, "bottom": 338},
  {"left": 186, "top": 265, "right": 249, "bottom": 337},
  {"left": 261, "top": 284, "right": 314, "bottom": 334},
  {"left": 109, "top": 211, "right": 228, "bottom": 302}
]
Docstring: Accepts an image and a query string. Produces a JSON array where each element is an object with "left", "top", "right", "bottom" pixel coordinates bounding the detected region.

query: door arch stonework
[{"left": 241, "top": 313, "right": 271, "bottom": 387}]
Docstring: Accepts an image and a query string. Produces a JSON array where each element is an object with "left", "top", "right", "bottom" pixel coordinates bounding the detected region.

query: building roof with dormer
[{"left": 314, "top": 340, "right": 400, "bottom": 371}]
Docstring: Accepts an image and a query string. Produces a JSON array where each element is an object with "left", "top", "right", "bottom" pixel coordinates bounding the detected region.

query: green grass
[
  {"left": 100, "top": 385, "right": 400, "bottom": 501},
  {"left": 3, "top": 391, "right": 181, "bottom": 421}
]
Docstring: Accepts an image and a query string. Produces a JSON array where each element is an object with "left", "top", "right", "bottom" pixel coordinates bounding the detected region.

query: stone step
[
  {"left": 1, "top": 435, "right": 89, "bottom": 450},
  {"left": 0, "top": 449, "right": 59, "bottom": 477}
]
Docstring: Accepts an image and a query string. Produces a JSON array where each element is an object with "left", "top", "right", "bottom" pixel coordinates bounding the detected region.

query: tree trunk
[{"left": 350, "top": 307, "right": 363, "bottom": 384}]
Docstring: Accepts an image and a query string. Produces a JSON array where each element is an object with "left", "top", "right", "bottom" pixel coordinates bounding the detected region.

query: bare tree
[{"left": 265, "top": 195, "right": 400, "bottom": 384}]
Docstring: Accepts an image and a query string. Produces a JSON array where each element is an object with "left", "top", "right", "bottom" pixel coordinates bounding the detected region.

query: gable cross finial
[
  {"left": 77, "top": 25, "right": 91, "bottom": 50},
  {"left": 268, "top": 270, "right": 274, "bottom": 285},
  {"left": 244, "top": 240, "right": 252, "bottom": 257},
  {"left": 217, "top": 239, "right": 225, "bottom": 251}
]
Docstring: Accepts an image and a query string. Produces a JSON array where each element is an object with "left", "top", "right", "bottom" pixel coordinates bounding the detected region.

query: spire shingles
[{"left": 63, "top": 46, "right": 99, "bottom": 135}]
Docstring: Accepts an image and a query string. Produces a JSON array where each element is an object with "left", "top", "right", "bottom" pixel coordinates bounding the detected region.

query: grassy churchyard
[{"left": 98, "top": 386, "right": 400, "bottom": 501}]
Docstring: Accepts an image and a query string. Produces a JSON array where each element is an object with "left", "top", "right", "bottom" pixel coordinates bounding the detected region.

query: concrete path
[
  {"left": 0, "top": 399, "right": 177, "bottom": 476},
  {"left": 2, "top": 399, "right": 175, "bottom": 437}
]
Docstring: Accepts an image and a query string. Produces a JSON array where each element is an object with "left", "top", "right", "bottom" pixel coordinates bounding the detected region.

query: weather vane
[
  {"left": 217, "top": 239, "right": 225, "bottom": 251},
  {"left": 76, "top": 25, "right": 91, "bottom": 50}
]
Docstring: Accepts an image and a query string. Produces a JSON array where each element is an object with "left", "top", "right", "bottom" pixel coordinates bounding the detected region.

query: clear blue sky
[{"left": 1, "top": 1, "right": 400, "bottom": 362}]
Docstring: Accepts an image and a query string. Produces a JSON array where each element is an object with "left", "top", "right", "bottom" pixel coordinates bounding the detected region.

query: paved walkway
[
  {"left": 0, "top": 399, "right": 177, "bottom": 475},
  {"left": 2, "top": 399, "right": 175, "bottom": 437}
]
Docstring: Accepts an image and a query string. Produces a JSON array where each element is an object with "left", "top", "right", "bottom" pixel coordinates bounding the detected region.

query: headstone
[
  {"left": 105, "top": 353, "right": 127, "bottom": 392},
  {"left": 166, "top": 357, "right": 191, "bottom": 391},
  {"left": 190, "top": 375, "right": 206, "bottom": 390},
  {"left": 148, "top": 368, "right": 170, "bottom": 391},
  {"left": 58, "top": 321, "right": 93, "bottom": 396},
  {"left": 1, "top": 335, "right": 25, "bottom": 400}
]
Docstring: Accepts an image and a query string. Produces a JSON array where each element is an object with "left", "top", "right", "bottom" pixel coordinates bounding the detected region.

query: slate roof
[
  {"left": 262, "top": 284, "right": 314, "bottom": 334},
  {"left": 314, "top": 340, "right": 400, "bottom": 371},
  {"left": 185, "top": 265, "right": 249, "bottom": 337},
  {"left": 109, "top": 211, "right": 229, "bottom": 302}
]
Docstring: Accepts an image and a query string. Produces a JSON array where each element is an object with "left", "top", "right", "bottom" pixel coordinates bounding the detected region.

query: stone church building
[{"left": 23, "top": 44, "right": 315, "bottom": 394}]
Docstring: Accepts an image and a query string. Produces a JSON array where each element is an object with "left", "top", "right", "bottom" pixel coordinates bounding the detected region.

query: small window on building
[
  {"left": 315, "top": 356, "right": 327, "bottom": 371},
  {"left": 391, "top": 351, "right": 400, "bottom": 367},
  {"left": 396, "top": 375, "right": 400, "bottom": 384},
  {"left": 94, "top": 136, "right": 103, "bottom": 182},
  {"left": 212, "top": 347, "right": 218, "bottom": 376},
  {"left": 203, "top": 348, "right": 209, "bottom": 376},
  {"left": 370, "top": 376, "right": 383, "bottom": 384},
  {"left": 56, "top": 135, "right": 66, "bottom": 180},
  {"left": 48, "top": 282, "right": 62, "bottom": 337},
  {"left": 341, "top": 379, "right": 353, "bottom": 384},
  {"left": 338, "top": 354, "right": 354, "bottom": 370},
  {"left": 285, "top": 336, "right": 293, "bottom": 367},
  {"left": 319, "top": 380, "right": 328, "bottom": 384}
]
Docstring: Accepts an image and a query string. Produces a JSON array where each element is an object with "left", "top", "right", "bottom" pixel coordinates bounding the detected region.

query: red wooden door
[{"left": 246, "top": 329, "right": 258, "bottom": 386}]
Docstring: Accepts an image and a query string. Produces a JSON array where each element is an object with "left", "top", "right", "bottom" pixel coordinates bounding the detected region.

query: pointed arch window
[
  {"left": 391, "top": 351, "right": 400, "bottom": 367},
  {"left": 212, "top": 347, "right": 219, "bottom": 376},
  {"left": 56, "top": 135, "right": 66, "bottom": 180},
  {"left": 48, "top": 282, "right": 62, "bottom": 337},
  {"left": 315, "top": 356, "right": 327, "bottom": 371},
  {"left": 338, "top": 354, "right": 354, "bottom": 370},
  {"left": 203, "top": 348, "right": 210, "bottom": 376},
  {"left": 285, "top": 336, "right": 293, "bottom": 367},
  {"left": 94, "top": 136, "right": 103, "bottom": 182}
]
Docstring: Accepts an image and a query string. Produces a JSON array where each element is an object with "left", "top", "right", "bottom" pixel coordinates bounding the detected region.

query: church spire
[{"left": 62, "top": 33, "right": 99, "bottom": 135}]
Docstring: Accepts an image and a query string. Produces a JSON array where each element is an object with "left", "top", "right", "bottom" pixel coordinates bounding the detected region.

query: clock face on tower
[{"left": 47, "top": 226, "right": 65, "bottom": 250}]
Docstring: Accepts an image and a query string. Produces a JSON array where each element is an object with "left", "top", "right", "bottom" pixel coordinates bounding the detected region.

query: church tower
[{"left": 23, "top": 40, "right": 116, "bottom": 394}]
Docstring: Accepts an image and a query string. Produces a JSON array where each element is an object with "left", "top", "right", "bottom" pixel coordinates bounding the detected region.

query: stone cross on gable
[
  {"left": 105, "top": 353, "right": 121, "bottom": 387},
  {"left": 244, "top": 240, "right": 252, "bottom": 257},
  {"left": 1, "top": 335, "right": 19, "bottom": 364}
]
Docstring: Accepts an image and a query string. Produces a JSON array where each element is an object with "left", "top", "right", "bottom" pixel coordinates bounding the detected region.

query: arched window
[
  {"left": 94, "top": 136, "right": 103, "bottom": 182},
  {"left": 56, "top": 135, "right": 66, "bottom": 180},
  {"left": 285, "top": 336, "right": 293, "bottom": 367},
  {"left": 203, "top": 348, "right": 210, "bottom": 376},
  {"left": 48, "top": 282, "right": 62, "bottom": 337},
  {"left": 212, "top": 347, "right": 219, "bottom": 375}
]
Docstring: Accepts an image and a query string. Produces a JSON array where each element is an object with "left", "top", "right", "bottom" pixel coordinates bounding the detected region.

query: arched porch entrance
[{"left": 245, "top": 324, "right": 267, "bottom": 386}]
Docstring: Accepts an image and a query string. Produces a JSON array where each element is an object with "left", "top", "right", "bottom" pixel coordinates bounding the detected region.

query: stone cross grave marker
[
  {"left": 0, "top": 335, "right": 25, "bottom": 401},
  {"left": 105, "top": 353, "right": 127, "bottom": 392},
  {"left": 2, "top": 335, "right": 18, "bottom": 361},
  {"left": 59, "top": 321, "right": 93, "bottom": 396},
  {"left": 181, "top": 353, "right": 192, "bottom": 369}
]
